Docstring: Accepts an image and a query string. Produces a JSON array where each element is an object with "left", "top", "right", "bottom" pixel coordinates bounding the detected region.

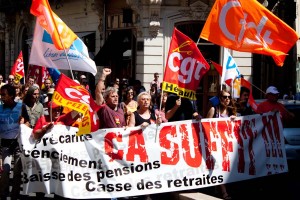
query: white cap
[
  {"left": 80, "top": 75, "right": 86, "bottom": 79},
  {"left": 266, "top": 86, "right": 279, "bottom": 94}
]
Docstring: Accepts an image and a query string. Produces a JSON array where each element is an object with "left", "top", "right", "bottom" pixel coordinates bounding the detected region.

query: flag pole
[
  {"left": 47, "top": 7, "right": 75, "bottom": 80},
  {"left": 55, "top": 34, "right": 75, "bottom": 80},
  {"left": 196, "top": 38, "right": 200, "bottom": 46},
  {"left": 49, "top": 101, "right": 53, "bottom": 122},
  {"left": 242, "top": 78, "right": 266, "bottom": 95},
  {"left": 155, "top": 90, "right": 163, "bottom": 143}
]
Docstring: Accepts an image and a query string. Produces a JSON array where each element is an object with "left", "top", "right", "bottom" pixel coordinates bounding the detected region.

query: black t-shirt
[
  {"left": 165, "top": 94, "right": 195, "bottom": 122},
  {"left": 133, "top": 110, "right": 156, "bottom": 126}
]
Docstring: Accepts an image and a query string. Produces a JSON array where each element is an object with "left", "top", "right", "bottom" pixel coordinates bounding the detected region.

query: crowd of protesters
[{"left": 0, "top": 70, "right": 296, "bottom": 199}]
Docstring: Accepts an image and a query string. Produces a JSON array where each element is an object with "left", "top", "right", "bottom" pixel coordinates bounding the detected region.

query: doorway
[{"left": 94, "top": 29, "right": 136, "bottom": 85}]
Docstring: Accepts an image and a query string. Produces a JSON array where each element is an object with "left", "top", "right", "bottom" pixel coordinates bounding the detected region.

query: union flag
[
  {"left": 163, "top": 28, "right": 210, "bottom": 100},
  {"left": 30, "top": 0, "right": 77, "bottom": 50},
  {"left": 53, "top": 74, "right": 102, "bottom": 135},
  {"left": 10, "top": 51, "right": 24, "bottom": 84},
  {"left": 200, "top": 0, "right": 299, "bottom": 66}
]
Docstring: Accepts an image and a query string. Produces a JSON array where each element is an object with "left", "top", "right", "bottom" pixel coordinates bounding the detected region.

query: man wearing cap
[
  {"left": 80, "top": 74, "right": 90, "bottom": 92},
  {"left": 256, "top": 86, "right": 294, "bottom": 123},
  {"left": 43, "top": 88, "right": 55, "bottom": 116}
]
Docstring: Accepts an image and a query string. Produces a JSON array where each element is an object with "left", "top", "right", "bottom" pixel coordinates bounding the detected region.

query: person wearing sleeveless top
[
  {"left": 128, "top": 92, "right": 161, "bottom": 128},
  {"left": 127, "top": 92, "right": 162, "bottom": 200},
  {"left": 206, "top": 89, "right": 237, "bottom": 200}
]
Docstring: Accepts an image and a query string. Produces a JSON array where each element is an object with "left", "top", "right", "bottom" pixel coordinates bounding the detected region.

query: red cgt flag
[
  {"left": 11, "top": 51, "right": 24, "bottom": 84},
  {"left": 200, "top": 0, "right": 299, "bottom": 66},
  {"left": 162, "top": 28, "right": 210, "bottom": 100},
  {"left": 27, "top": 65, "right": 50, "bottom": 88},
  {"left": 52, "top": 74, "right": 102, "bottom": 135},
  {"left": 30, "top": 0, "right": 77, "bottom": 50}
]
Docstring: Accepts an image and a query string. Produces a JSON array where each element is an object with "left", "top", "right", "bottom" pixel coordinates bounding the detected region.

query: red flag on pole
[
  {"left": 10, "top": 51, "right": 24, "bottom": 84},
  {"left": 52, "top": 74, "right": 103, "bottom": 135},
  {"left": 27, "top": 65, "right": 50, "bottom": 88},
  {"left": 162, "top": 28, "right": 210, "bottom": 100}
]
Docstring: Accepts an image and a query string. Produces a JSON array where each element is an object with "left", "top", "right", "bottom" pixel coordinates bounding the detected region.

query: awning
[{"left": 94, "top": 30, "right": 132, "bottom": 66}]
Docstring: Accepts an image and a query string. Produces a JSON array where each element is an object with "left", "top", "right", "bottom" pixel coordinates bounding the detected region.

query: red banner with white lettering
[
  {"left": 52, "top": 73, "right": 102, "bottom": 135},
  {"left": 162, "top": 28, "right": 210, "bottom": 100},
  {"left": 11, "top": 51, "right": 24, "bottom": 84}
]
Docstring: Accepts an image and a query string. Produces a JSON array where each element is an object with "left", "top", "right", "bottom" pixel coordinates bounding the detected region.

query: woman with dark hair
[
  {"left": 13, "top": 82, "right": 23, "bottom": 102},
  {"left": 120, "top": 86, "right": 138, "bottom": 125},
  {"left": 154, "top": 91, "right": 168, "bottom": 123},
  {"left": 206, "top": 89, "right": 236, "bottom": 200},
  {"left": 207, "top": 89, "right": 237, "bottom": 119},
  {"left": 21, "top": 85, "right": 44, "bottom": 128}
]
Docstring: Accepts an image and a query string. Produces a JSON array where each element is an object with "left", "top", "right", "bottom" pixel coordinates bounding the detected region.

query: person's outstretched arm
[{"left": 95, "top": 68, "right": 111, "bottom": 105}]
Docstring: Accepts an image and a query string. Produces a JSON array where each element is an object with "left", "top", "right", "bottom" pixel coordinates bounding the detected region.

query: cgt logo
[
  {"left": 219, "top": 0, "right": 273, "bottom": 47},
  {"left": 15, "top": 58, "right": 24, "bottom": 73},
  {"left": 64, "top": 86, "right": 93, "bottom": 112},
  {"left": 167, "top": 51, "right": 208, "bottom": 84}
]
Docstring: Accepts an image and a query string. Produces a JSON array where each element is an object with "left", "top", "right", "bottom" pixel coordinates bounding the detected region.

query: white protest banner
[{"left": 19, "top": 112, "right": 287, "bottom": 199}]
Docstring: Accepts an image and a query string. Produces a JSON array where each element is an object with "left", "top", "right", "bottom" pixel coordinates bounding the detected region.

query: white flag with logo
[
  {"left": 221, "top": 48, "right": 241, "bottom": 87},
  {"left": 29, "top": 20, "right": 97, "bottom": 75}
]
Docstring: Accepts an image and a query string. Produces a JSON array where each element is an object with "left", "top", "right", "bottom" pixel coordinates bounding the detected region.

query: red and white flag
[
  {"left": 10, "top": 51, "right": 24, "bottom": 84},
  {"left": 27, "top": 65, "right": 50, "bottom": 88},
  {"left": 53, "top": 74, "right": 102, "bottom": 135},
  {"left": 162, "top": 28, "right": 210, "bottom": 100}
]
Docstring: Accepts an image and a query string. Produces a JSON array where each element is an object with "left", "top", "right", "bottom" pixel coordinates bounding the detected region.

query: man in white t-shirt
[{"left": 150, "top": 72, "right": 160, "bottom": 91}]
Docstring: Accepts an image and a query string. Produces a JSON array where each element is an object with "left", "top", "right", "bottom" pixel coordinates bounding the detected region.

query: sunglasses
[
  {"left": 8, "top": 78, "right": 14, "bottom": 80},
  {"left": 221, "top": 95, "right": 231, "bottom": 99}
]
